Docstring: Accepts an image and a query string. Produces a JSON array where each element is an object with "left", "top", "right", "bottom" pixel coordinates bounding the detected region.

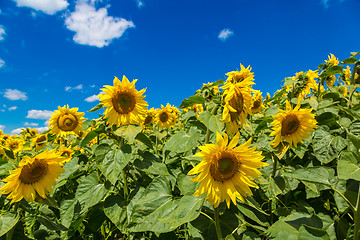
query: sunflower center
[
  {"left": 19, "top": 159, "right": 48, "bottom": 184},
  {"left": 281, "top": 114, "right": 300, "bottom": 136},
  {"left": 159, "top": 112, "right": 169, "bottom": 123},
  {"left": 11, "top": 143, "right": 18, "bottom": 149},
  {"left": 210, "top": 155, "right": 238, "bottom": 182},
  {"left": 36, "top": 136, "right": 47, "bottom": 144},
  {"left": 252, "top": 99, "right": 261, "bottom": 110},
  {"left": 144, "top": 115, "right": 153, "bottom": 125},
  {"left": 232, "top": 75, "right": 244, "bottom": 83},
  {"left": 58, "top": 113, "right": 78, "bottom": 131},
  {"left": 112, "top": 92, "right": 136, "bottom": 114},
  {"left": 61, "top": 151, "right": 71, "bottom": 158}
]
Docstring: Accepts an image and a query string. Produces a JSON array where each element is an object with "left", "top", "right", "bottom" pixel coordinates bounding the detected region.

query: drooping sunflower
[
  {"left": 250, "top": 90, "right": 264, "bottom": 114},
  {"left": 0, "top": 149, "right": 65, "bottom": 203},
  {"left": 156, "top": 104, "right": 178, "bottom": 128},
  {"left": 32, "top": 134, "right": 47, "bottom": 151},
  {"left": 222, "top": 83, "right": 252, "bottom": 135},
  {"left": 98, "top": 75, "right": 148, "bottom": 127},
  {"left": 270, "top": 101, "right": 317, "bottom": 148},
  {"left": 325, "top": 53, "right": 339, "bottom": 66},
  {"left": 224, "top": 64, "right": 255, "bottom": 88},
  {"left": 188, "top": 132, "right": 267, "bottom": 208},
  {"left": 49, "top": 105, "right": 86, "bottom": 137},
  {"left": 290, "top": 70, "right": 319, "bottom": 99}
]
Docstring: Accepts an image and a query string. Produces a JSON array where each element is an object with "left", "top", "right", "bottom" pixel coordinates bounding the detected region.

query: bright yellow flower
[
  {"left": 156, "top": 104, "right": 178, "bottom": 128},
  {"left": 183, "top": 104, "right": 203, "bottom": 118},
  {"left": 188, "top": 132, "right": 267, "bottom": 208},
  {"left": 32, "top": 134, "right": 47, "bottom": 151},
  {"left": 343, "top": 66, "right": 352, "bottom": 84},
  {"left": 224, "top": 64, "right": 255, "bottom": 85},
  {"left": 325, "top": 53, "right": 339, "bottom": 66},
  {"left": 339, "top": 83, "right": 348, "bottom": 97},
  {"left": 250, "top": 90, "right": 264, "bottom": 114},
  {"left": 222, "top": 83, "right": 252, "bottom": 135},
  {"left": 49, "top": 105, "right": 86, "bottom": 137},
  {"left": 326, "top": 75, "right": 336, "bottom": 87},
  {"left": 270, "top": 101, "right": 317, "bottom": 148},
  {"left": 5, "top": 137, "right": 24, "bottom": 154},
  {"left": 0, "top": 150, "right": 65, "bottom": 203},
  {"left": 58, "top": 147, "right": 74, "bottom": 163},
  {"left": 142, "top": 107, "right": 157, "bottom": 129},
  {"left": 98, "top": 76, "right": 148, "bottom": 127}
]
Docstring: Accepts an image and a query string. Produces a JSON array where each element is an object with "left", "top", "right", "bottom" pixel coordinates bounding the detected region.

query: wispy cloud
[
  {"left": 3, "top": 89, "right": 28, "bottom": 100},
  {"left": 136, "top": 0, "right": 145, "bottom": 8},
  {"left": 13, "top": 0, "right": 69, "bottom": 15},
  {"left": 8, "top": 106, "right": 17, "bottom": 111},
  {"left": 10, "top": 128, "right": 22, "bottom": 135},
  {"left": 218, "top": 28, "right": 234, "bottom": 41},
  {"left": 0, "top": 58, "right": 4, "bottom": 68},
  {"left": 65, "top": 84, "right": 83, "bottom": 92},
  {"left": 0, "top": 25, "right": 5, "bottom": 40},
  {"left": 24, "top": 122, "right": 39, "bottom": 127},
  {"left": 26, "top": 110, "right": 52, "bottom": 120},
  {"left": 0, "top": 125, "right": 5, "bottom": 130},
  {"left": 64, "top": 0, "right": 135, "bottom": 48},
  {"left": 85, "top": 94, "right": 99, "bottom": 102}
]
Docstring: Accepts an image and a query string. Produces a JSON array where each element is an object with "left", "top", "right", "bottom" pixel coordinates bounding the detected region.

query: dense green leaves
[{"left": 0, "top": 212, "right": 19, "bottom": 237}]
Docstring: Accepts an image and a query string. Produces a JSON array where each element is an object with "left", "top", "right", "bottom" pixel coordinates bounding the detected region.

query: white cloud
[
  {"left": 0, "top": 25, "right": 5, "bottom": 40},
  {"left": 26, "top": 110, "right": 52, "bottom": 120},
  {"left": 24, "top": 122, "right": 39, "bottom": 127},
  {"left": 13, "top": 0, "right": 69, "bottom": 15},
  {"left": 0, "top": 125, "right": 5, "bottom": 130},
  {"left": 8, "top": 106, "right": 17, "bottom": 111},
  {"left": 85, "top": 94, "right": 99, "bottom": 102},
  {"left": 218, "top": 28, "right": 234, "bottom": 41},
  {"left": 0, "top": 58, "right": 4, "bottom": 68},
  {"left": 136, "top": 0, "right": 144, "bottom": 8},
  {"left": 4, "top": 89, "right": 28, "bottom": 100},
  {"left": 35, "top": 126, "right": 49, "bottom": 133},
  {"left": 65, "top": 84, "right": 83, "bottom": 91},
  {"left": 65, "top": 1, "right": 135, "bottom": 47},
  {"left": 11, "top": 128, "right": 23, "bottom": 135}
]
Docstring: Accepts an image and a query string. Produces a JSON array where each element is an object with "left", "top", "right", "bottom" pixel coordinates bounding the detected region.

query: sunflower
[
  {"left": 188, "top": 132, "right": 267, "bottom": 208},
  {"left": 183, "top": 104, "right": 203, "bottom": 118},
  {"left": 222, "top": 83, "right": 252, "bottom": 135},
  {"left": 290, "top": 70, "right": 318, "bottom": 99},
  {"left": 49, "top": 105, "right": 86, "bottom": 137},
  {"left": 5, "top": 137, "right": 24, "bottom": 154},
  {"left": 0, "top": 149, "right": 65, "bottom": 203},
  {"left": 250, "top": 90, "right": 264, "bottom": 114},
  {"left": 58, "top": 147, "right": 74, "bottom": 163},
  {"left": 224, "top": 64, "right": 255, "bottom": 87},
  {"left": 98, "top": 75, "right": 148, "bottom": 127},
  {"left": 142, "top": 108, "right": 156, "bottom": 129},
  {"left": 156, "top": 104, "right": 178, "bottom": 128},
  {"left": 32, "top": 134, "right": 47, "bottom": 151},
  {"left": 326, "top": 75, "right": 336, "bottom": 87},
  {"left": 325, "top": 53, "right": 339, "bottom": 66},
  {"left": 270, "top": 101, "right": 317, "bottom": 148},
  {"left": 342, "top": 66, "right": 352, "bottom": 85}
]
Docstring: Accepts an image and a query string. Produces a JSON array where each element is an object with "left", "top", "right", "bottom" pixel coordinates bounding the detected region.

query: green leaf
[
  {"left": 321, "top": 65, "right": 343, "bottom": 77},
  {"left": 135, "top": 132, "right": 153, "bottom": 148},
  {"left": 0, "top": 212, "right": 19, "bottom": 237},
  {"left": 342, "top": 57, "right": 358, "bottom": 64},
  {"left": 338, "top": 106, "right": 360, "bottom": 121},
  {"left": 94, "top": 143, "right": 112, "bottom": 163},
  {"left": 179, "top": 95, "right": 206, "bottom": 109},
  {"left": 55, "top": 157, "right": 80, "bottom": 189},
  {"left": 37, "top": 215, "right": 67, "bottom": 231},
  {"left": 176, "top": 173, "right": 198, "bottom": 195},
  {"left": 199, "top": 111, "right": 224, "bottom": 134},
  {"left": 347, "top": 131, "right": 360, "bottom": 152},
  {"left": 134, "top": 151, "right": 170, "bottom": 176},
  {"left": 160, "top": 195, "right": 204, "bottom": 230},
  {"left": 338, "top": 150, "right": 360, "bottom": 181},
  {"left": 164, "top": 128, "right": 201, "bottom": 153},
  {"left": 60, "top": 197, "right": 81, "bottom": 228},
  {"left": 114, "top": 125, "right": 142, "bottom": 144},
  {"left": 127, "top": 176, "right": 177, "bottom": 233},
  {"left": 103, "top": 195, "right": 128, "bottom": 232},
  {"left": 79, "top": 124, "right": 105, "bottom": 147},
  {"left": 283, "top": 167, "right": 335, "bottom": 186},
  {"left": 87, "top": 102, "right": 103, "bottom": 112},
  {"left": 237, "top": 203, "right": 269, "bottom": 227},
  {"left": 75, "top": 172, "right": 108, "bottom": 214},
  {"left": 298, "top": 225, "right": 330, "bottom": 240},
  {"left": 98, "top": 148, "right": 131, "bottom": 185}
]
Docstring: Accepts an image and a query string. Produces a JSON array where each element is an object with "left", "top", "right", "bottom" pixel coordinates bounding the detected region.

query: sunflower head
[
  {"left": 188, "top": 132, "right": 267, "bottom": 208},
  {"left": 5, "top": 137, "right": 24, "bottom": 154},
  {"left": 58, "top": 147, "right": 74, "bottom": 163},
  {"left": 325, "top": 53, "right": 339, "bottom": 67},
  {"left": 98, "top": 76, "right": 148, "bottom": 127},
  {"left": 49, "top": 105, "right": 86, "bottom": 137},
  {"left": 0, "top": 149, "right": 65, "bottom": 203},
  {"left": 32, "top": 134, "right": 47, "bottom": 151},
  {"left": 270, "top": 101, "right": 317, "bottom": 148},
  {"left": 156, "top": 104, "right": 178, "bottom": 128},
  {"left": 225, "top": 64, "right": 255, "bottom": 85},
  {"left": 250, "top": 90, "right": 264, "bottom": 114}
]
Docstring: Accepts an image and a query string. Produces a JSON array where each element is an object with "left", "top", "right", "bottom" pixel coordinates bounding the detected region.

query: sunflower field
[{"left": 1, "top": 52, "right": 360, "bottom": 240}]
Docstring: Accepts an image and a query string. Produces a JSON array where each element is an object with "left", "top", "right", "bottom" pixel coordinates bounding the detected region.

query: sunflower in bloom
[
  {"left": 289, "top": 70, "right": 318, "bottom": 99},
  {"left": 183, "top": 104, "right": 203, "bottom": 118},
  {"left": 142, "top": 108, "right": 157, "bottom": 129},
  {"left": 98, "top": 76, "right": 148, "bottom": 127},
  {"left": 342, "top": 66, "right": 352, "bottom": 85},
  {"left": 250, "top": 90, "right": 264, "bottom": 114},
  {"left": 270, "top": 101, "right": 317, "bottom": 148},
  {"left": 224, "top": 64, "right": 255, "bottom": 88},
  {"left": 222, "top": 84, "right": 252, "bottom": 135},
  {"left": 5, "top": 137, "right": 24, "bottom": 154},
  {"left": 49, "top": 105, "right": 86, "bottom": 137},
  {"left": 58, "top": 146, "right": 74, "bottom": 163},
  {"left": 325, "top": 53, "right": 339, "bottom": 66},
  {"left": 156, "top": 104, "right": 178, "bottom": 128},
  {"left": 32, "top": 134, "right": 47, "bottom": 151},
  {"left": 0, "top": 150, "right": 65, "bottom": 203},
  {"left": 188, "top": 132, "right": 267, "bottom": 208}
]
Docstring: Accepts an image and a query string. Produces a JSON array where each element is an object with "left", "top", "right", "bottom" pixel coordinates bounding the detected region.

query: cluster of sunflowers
[{"left": 0, "top": 52, "right": 359, "bottom": 240}]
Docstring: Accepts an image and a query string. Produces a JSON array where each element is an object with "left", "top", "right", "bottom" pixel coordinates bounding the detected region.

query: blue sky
[{"left": 0, "top": 0, "right": 359, "bottom": 134}]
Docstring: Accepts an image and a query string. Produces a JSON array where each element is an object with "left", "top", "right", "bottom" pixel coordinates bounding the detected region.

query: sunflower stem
[
  {"left": 118, "top": 137, "right": 129, "bottom": 200},
  {"left": 348, "top": 61, "right": 359, "bottom": 109},
  {"left": 214, "top": 207, "right": 223, "bottom": 240},
  {"left": 205, "top": 104, "right": 220, "bottom": 144},
  {"left": 354, "top": 182, "right": 360, "bottom": 240}
]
